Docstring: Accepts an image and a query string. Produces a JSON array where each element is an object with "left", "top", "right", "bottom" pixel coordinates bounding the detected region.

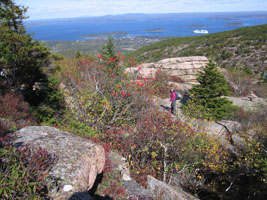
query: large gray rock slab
[
  {"left": 12, "top": 126, "right": 105, "bottom": 200},
  {"left": 225, "top": 96, "right": 267, "bottom": 111},
  {"left": 147, "top": 175, "right": 198, "bottom": 200}
]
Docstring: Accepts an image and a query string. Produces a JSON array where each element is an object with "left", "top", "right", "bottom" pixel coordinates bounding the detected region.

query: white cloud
[{"left": 15, "top": 0, "right": 267, "bottom": 20}]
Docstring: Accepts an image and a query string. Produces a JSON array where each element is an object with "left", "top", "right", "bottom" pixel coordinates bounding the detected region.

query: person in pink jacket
[{"left": 170, "top": 87, "right": 176, "bottom": 114}]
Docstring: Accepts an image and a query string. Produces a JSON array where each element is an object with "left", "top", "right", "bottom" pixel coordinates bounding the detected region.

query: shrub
[
  {"left": 197, "top": 131, "right": 267, "bottom": 200},
  {"left": 61, "top": 56, "right": 148, "bottom": 131},
  {"left": 57, "top": 114, "right": 97, "bottom": 138},
  {"left": 0, "top": 92, "right": 30, "bottom": 121},
  {"left": 199, "top": 104, "right": 267, "bottom": 199},
  {"left": 0, "top": 145, "right": 56, "bottom": 199},
  {"left": 32, "top": 77, "right": 65, "bottom": 124},
  {"left": 0, "top": 92, "right": 34, "bottom": 136},
  {"left": 99, "top": 109, "right": 229, "bottom": 190},
  {"left": 227, "top": 68, "right": 254, "bottom": 96},
  {"left": 250, "top": 82, "right": 267, "bottom": 98},
  {"left": 144, "top": 70, "right": 170, "bottom": 98},
  {"left": 142, "top": 70, "right": 184, "bottom": 99}
]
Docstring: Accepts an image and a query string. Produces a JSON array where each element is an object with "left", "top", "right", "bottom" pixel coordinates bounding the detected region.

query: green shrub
[
  {"left": 32, "top": 77, "right": 64, "bottom": 123},
  {"left": 57, "top": 115, "right": 97, "bottom": 138}
]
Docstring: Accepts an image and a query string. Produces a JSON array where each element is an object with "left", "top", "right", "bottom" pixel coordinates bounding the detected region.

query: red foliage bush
[
  {"left": 0, "top": 145, "right": 56, "bottom": 199},
  {"left": 100, "top": 108, "right": 204, "bottom": 186},
  {"left": 0, "top": 92, "right": 29, "bottom": 121},
  {"left": 61, "top": 57, "right": 149, "bottom": 131},
  {"left": 0, "top": 92, "right": 34, "bottom": 137}
]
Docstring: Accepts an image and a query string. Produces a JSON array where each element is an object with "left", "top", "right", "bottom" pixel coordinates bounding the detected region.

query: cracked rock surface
[{"left": 13, "top": 126, "right": 105, "bottom": 200}]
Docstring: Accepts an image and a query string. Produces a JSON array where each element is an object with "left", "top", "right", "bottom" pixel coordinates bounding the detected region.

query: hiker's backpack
[{"left": 175, "top": 91, "right": 181, "bottom": 100}]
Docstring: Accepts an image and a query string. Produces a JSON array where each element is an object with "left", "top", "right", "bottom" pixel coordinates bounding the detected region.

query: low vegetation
[
  {"left": 0, "top": 1, "right": 266, "bottom": 199},
  {"left": 128, "top": 24, "right": 267, "bottom": 74}
]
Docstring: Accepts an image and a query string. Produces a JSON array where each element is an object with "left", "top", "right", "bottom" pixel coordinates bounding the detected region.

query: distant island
[
  {"left": 187, "top": 25, "right": 207, "bottom": 29},
  {"left": 80, "top": 32, "right": 128, "bottom": 39},
  {"left": 225, "top": 22, "right": 244, "bottom": 27},
  {"left": 144, "top": 28, "right": 164, "bottom": 33}
]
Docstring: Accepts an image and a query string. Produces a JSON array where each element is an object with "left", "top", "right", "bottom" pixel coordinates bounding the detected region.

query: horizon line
[{"left": 26, "top": 10, "right": 267, "bottom": 21}]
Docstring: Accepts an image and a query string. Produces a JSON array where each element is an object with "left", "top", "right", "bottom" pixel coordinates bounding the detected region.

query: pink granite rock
[
  {"left": 13, "top": 126, "right": 105, "bottom": 199},
  {"left": 125, "top": 56, "right": 209, "bottom": 84}
]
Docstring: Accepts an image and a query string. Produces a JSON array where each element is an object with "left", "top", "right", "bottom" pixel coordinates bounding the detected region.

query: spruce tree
[
  {"left": 101, "top": 37, "right": 121, "bottom": 74},
  {"left": 102, "top": 37, "right": 116, "bottom": 59},
  {"left": 183, "top": 62, "right": 236, "bottom": 120}
]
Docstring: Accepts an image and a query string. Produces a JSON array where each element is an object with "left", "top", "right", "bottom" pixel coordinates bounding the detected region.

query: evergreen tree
[
  {"left": 75, "top": 50, "right": 82, "bottom": 59},
  {"left": 102, "top": 37, "right": 116, "bottom": 59},
  {"left": 0, "top": 0, "right": 50, "bottom": 102},
  {"left": 101, "top": 37, "right": 120, "bottom": 74},
  {"left": 0, "top": 0, "right": 64, "bottom": 123},
  {"left": 183, "top": 62, "right": 236, "bottom": 120}
]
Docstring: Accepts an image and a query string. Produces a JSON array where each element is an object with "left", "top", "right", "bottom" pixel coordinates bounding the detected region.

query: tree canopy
[{"left": 0, "top": 0, "right": 50, "bottom": 102}]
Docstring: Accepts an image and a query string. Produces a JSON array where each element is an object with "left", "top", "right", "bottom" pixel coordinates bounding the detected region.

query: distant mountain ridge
[
  {"left": 128, "top": 24, "right": 267, "bottom": 73},
  {"left": 26, "top": 11, "right": 267, "bottom": 27}
]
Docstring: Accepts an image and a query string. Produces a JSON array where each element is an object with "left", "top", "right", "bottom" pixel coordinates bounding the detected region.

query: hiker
[
  {"left": 170, "top": 87, "right": 182, "bottom": 114},
  {"left": 170, "top": 87, "right": 177, "bottom": 114}
]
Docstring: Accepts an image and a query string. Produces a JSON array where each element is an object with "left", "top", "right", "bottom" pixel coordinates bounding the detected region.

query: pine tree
[
  {"left": 0, "top": 0, "right": 50, "bottom": 102},
  {"left": 183, "top": 62, "right": 236, "bottom": 120}
]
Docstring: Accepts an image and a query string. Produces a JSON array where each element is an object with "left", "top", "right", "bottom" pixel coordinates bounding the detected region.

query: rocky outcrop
[
  {"left": 12, "top": 126, "right": 105, "bottom": 200},
  {"left": 225, "top": 96, "right": 267, "bottom": 111},
  {"left": 168, "top": 81, "right": 194, "bottom": 94},
  {"left": 106, "top": 151, "right": 153, "bottom": 199},
  {"left": 125, "top": 56, "right": 209, "bottom": 84},
  {"left": 147, "top": 175, "right": 199, "bottom": 200},
  {"left": 242, "top": 91, "right": 260, "bottom": 102}
]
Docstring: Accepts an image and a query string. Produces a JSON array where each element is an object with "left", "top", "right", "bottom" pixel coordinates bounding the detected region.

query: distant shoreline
[
  {"left": 187, "top": 25, "right": 207, "bottom": 29},
  {"left": 225, "top": 22, "right": 244, "bottom": 27},
  {"left": 80, "top": 32, "right": 128, "bottom": 39},
  {"left": 144, "top": 28, "right": 164, "bottom": 33}
]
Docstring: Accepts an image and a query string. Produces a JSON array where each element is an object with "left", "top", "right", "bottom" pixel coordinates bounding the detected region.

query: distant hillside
[{"left": 128, "top": 24, "right": 267, "bottom": 73}]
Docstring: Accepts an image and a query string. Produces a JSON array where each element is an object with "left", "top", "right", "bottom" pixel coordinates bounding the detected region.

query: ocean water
[{"left": 26, "top": 14, "right": 267, "bottom": 40}]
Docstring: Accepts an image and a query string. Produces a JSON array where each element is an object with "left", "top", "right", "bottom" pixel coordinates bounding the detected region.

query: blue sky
[{"left": 15, "top": 0, "right": 267, "bottom": 20}]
